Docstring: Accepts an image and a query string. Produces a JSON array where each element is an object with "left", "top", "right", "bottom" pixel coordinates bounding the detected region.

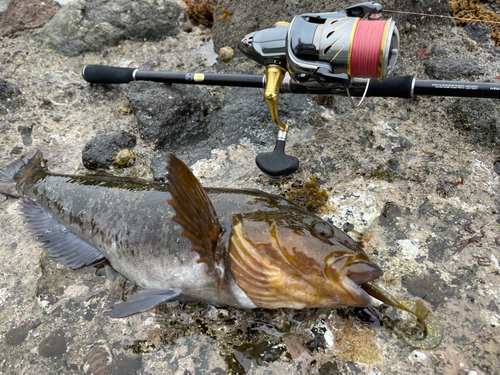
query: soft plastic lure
[{"left": 362, "top": 281, "right": 443, "bottom": 349}]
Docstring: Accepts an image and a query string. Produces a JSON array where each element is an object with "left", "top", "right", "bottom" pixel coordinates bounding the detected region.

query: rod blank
[{"left": 82, "top": 64, "right": 500, "bottom": 100}]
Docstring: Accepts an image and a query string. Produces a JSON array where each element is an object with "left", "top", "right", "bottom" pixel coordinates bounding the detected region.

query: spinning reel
[{"left": 239, "top": 2, "right": 399, "bottom": 176}]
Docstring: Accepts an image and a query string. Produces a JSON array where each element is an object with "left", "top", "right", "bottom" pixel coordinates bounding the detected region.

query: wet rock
[
  {"left": 379, "top": 202, "right": 402, "bottom": 226},
  {"left": 0, "top": 79, "right": 26, "bottom": 114},
  {"left": 18, "top": 125, "right": 33, "bottom": 147},
  {"left": 36, "top": 252, "right": 75, "bottom": 305},
  {"left": 38, "top": 334, "right": 67, "bottom": 357},
  {"left": 319, "top": 361, "right": 342, "bottom": 374},
  {"left": 4, "top": 326, "right": 30, "bottom": 346},
  {"left": 110, "top": 353, "right": 142, "bottom": 374},
  {"left": 124, "top": 81, "right": 220, "bottom": 153},
  {"left": 0, "top": 0, "right": 60, "bottom": 36},
  {"left": 37, "top": 0, "right": 185, "bottom": 57},
  {"left": 10, "top": 146, "right": 23, "bottom": 155},
  {"left": 445, "top": 98, "right": 500, "bottom": 146},
  {"left": 464, "top": 23, "right": 493, "bottom": 45},
  {"left": 353, "top": 306, "right": 382, "bottom": 328},
  {"left": 402, "top": 273, "right": 449, "bottom": 308},
  {"left": 82, "top": 130, "right": 137, "bottom": 170},
  {"left": 424, "top": 58, "right": 485, "bottom": 80},
  {"left": 145, "top": 87, "right": 324, "bottom": 179}
]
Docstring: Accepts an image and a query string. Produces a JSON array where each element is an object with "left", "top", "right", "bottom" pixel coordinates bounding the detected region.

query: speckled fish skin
[{"left": 22, "top": 170, "right": 298, "bottom": 308}]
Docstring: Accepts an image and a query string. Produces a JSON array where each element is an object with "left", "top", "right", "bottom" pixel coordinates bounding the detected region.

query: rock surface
[
  {"left": 37, "top": 0, "right": 186, "bottom": 56},
  {"left": 0, "top": 0, "right": 500, "bottom": 374},
  {"left": 0, "top": 0, "right": 60, "bottom": 36}
]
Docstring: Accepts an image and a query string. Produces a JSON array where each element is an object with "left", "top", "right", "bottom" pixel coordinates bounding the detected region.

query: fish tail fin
[{"left": 0, "top": 149, "right": 45, "bottom": 198}]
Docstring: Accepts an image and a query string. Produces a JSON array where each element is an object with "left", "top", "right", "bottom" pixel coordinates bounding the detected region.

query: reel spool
[{"left": 239, "top": 2, "right": 399, "bottom": 176}]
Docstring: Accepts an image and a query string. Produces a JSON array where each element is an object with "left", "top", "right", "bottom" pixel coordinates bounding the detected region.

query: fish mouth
[
  {"left": 344, "top": 261, "right": 383, "bottom": 286},
  {"left": 324, "top": 253, "right": 384, "bottom": 306},
  {"left": 334, "top": 257, "right": 383, "bottom": 306}
]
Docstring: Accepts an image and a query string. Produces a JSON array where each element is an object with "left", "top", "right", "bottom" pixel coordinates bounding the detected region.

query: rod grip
[
  {"left": 82, "top": 65, "right": 137, "bottom": 84},
  {"left": 366, "top": 76, "right": 414, "bottom": 98}
]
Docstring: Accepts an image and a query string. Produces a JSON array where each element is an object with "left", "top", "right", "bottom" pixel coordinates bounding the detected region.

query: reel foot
[{"left": 256, "top": 131, "right": 299, "bottom": 177}]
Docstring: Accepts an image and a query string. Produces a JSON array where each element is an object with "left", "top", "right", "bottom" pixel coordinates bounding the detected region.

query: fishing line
[{"left": 479, "top": 216, "right": 500, "bottom": 230}]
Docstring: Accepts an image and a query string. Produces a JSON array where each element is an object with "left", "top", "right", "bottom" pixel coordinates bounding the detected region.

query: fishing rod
[{"left": 82, "top": 2, "right": 500, "bottom": 177}]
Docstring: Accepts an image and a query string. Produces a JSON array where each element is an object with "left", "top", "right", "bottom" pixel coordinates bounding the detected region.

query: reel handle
[
  {"left": 256, "top": 130, "right": 299, "bottom": 177},
  {"left": 264, "top": 65, "right": 288, "bottom": 131}
]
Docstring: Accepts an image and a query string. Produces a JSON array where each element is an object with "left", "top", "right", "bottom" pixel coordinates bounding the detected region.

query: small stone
[
  {"left": 118, "top": 101, "right": 133, "bottom": 115},
  {"left": 404, "top": 22, "right": 411, "bottom": 32},
  {"left": 113, "top": 149, "right": 136, "bottom": 168},
  {"left": 410, "top": 24, "right": 417, "bottom": 32},
  {"left": 464, "top": 37, "right": 477, "bottom": 52},
  {"left": 219, "top": 46, "right": 234, "bottom": 63},
  {"left": 5, "top": 327, "right": 29, "bottom": 346},
  {"left": 408, "top": 350, "right": 427, "bottom": 363},
  {"left": 38, "top": 334, "right": 67, "bottom": 357}
]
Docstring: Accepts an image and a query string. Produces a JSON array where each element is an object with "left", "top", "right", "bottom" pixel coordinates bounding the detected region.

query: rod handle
[
  {"left": 82, "top": 65, "right": 137, "bottom": 84},
  {"left": 366, "top": 76, "right": 414, "bottom": 98}
]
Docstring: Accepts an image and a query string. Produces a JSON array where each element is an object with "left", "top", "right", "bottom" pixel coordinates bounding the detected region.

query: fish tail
[{"left": 0, "top": 149, "right": 45, "bottom": 198}]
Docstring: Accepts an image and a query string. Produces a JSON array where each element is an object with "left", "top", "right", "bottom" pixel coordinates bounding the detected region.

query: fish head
[{"left": 228, "top": 208, "right": 383, "bottom": 309}]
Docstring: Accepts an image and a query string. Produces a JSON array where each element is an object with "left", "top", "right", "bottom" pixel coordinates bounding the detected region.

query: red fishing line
[{"left": 350, "top": 20, "right": 387, "bottom": 79}]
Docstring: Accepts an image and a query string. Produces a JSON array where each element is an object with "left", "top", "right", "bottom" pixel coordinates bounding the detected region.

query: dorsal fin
[{"left": 166, "top": 154, "right": 223, "bottom": 284}]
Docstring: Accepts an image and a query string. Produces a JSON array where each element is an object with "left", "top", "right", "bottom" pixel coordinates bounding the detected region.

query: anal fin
[
  {"left": 104, "top": 288, "right": 182, "bottom": 318},
  {"left": 19, "top": 197, "right": 105, "bottom": 269}
]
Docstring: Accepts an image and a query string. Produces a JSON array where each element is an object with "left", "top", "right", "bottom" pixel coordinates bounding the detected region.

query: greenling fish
[{"left": 0, "top": 150, "right": 442, "bottom": 349}]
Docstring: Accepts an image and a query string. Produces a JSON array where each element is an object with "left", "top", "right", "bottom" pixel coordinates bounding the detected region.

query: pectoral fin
[
  {"left": 104, "top": 288, "right": 182, "bottom": 318},
  {"left": 166, "top": 154, "right": 223, "bottom": 283},
  {"left": 19, "top": 197, "right": 105, "bottom": 269}
]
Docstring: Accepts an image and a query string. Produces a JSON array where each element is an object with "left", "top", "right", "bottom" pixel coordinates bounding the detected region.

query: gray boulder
[
  {"left": 37, "top": 0, "right": 186, "bottom": 57},
  {"left": 424, "top": 58, "right": 485, "bottom": 80},
  {"left": 82, "top": 130, "right": 137, "bottom": 170}
]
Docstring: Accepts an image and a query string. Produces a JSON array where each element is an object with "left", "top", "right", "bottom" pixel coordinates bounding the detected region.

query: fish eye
[{"left": 313, "top": 222, "right": 332, "bottom": 238}]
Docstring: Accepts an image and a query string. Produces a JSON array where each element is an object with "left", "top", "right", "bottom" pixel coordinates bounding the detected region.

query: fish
[{"left": 0, "top": 149, "right": 442, "bottom": 349}]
